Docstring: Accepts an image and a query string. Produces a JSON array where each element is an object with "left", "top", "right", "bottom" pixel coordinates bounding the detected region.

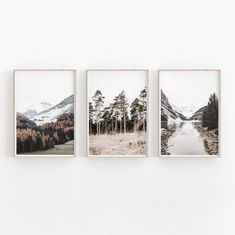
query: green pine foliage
[
  {"left": 92, "top": 90, "right": 105, "bottom": 135},
  {"left": 202, "top": 93, "right": 219, "bottom": 130},
  {"left": 89, "top": 87, "right": 147, "bottom": 135}
]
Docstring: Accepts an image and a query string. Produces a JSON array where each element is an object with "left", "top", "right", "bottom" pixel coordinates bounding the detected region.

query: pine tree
[
  {"left": 89, "top": 102, "right": 94, "bottom": 135},
  {"left": 112, "top": 97, "right": 120, "bottom": 132},
  {"left": 109, "top": 103, "right": 115, "bottom": 132},
  {"left": 92, "top": 90, "right": 105, "bottom": 135},
  {"left": 130, "top": 98, "right": 142, "bottom": 132},
  {"left": 89, "top": 87, "right": 147, "bottom": 135},
  {"left": 202, "top": 93, "right": 219, "bottom": 130},
  {"left": 114, "top": 91, "right": 129, "bottom": 133},
  {"left": 101, "top": 106, "right": 112, "bottom": 134},
  {"left": 139, "top": 87, "right": 147, "bottom": 132}
]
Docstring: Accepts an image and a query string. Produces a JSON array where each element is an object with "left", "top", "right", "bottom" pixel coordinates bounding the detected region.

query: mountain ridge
[
  {"left": 190, "top": 106, "right": 206, "bottom": 120},
  {"left": 31, "top": 95, "right": 74, "bottom": 126},
  {"left": 161, "top": 90, "right": 187, "bottom": 121},
  {"left": 23, "top": 102, "right": 53, "bottom": 119}
]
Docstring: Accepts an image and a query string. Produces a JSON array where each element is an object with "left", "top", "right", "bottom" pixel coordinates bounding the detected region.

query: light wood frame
[
  {"left": 14, "top": 69, "right": 77, "bottom": 157},
  {"left": 86, "top": 69, "right": 149, "bottom": 157},
  {"left": 158, "top": 69, "right": 221, "bottom": 158}
]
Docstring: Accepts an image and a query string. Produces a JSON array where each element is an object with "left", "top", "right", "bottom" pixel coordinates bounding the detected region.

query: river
[{"left": 165, "top": 121, "right": 208, "bottom": 156}]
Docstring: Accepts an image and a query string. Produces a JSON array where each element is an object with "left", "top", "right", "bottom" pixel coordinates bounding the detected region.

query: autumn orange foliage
[{"left": 16, "top": 113, "right": 74, "bottom": 154}]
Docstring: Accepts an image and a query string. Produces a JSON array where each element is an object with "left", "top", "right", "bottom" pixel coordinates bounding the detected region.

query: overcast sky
[
  {"left": 88, "top": 71, "right": 147, "bottom": 107},
  {"left": 160, "top": 70, "right": 220, "bottom": 110},
  {"left": 15, "top": 70, "right": 75, "bottom": 113}
]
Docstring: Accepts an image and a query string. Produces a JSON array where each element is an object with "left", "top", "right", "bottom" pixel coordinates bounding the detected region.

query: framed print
[
  {"left": 14, "top": 69, "right": 76, "bottom": 157},
  {"left": 159, "top": 69, "right": 221, "bottom": 157},
  {"left": 87, "top": 69, "right": 148, "bottom": 157}
]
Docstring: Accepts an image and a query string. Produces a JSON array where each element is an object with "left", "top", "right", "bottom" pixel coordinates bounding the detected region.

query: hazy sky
[
  {"left": 88, "top": 71, "right": 147, "bottom": 107},
  {"left": 15, "top": 70, "right": 75, "bottom": 113},
  {"left": 160, "top": 70, "right": 220, "bottom": 110}
]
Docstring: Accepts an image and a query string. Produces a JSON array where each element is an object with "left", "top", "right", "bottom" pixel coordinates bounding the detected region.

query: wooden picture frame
[
  {"left": 14, "top": 69, "right": 77, "bottom": 157},
  {"left": 87, "top": 69, "right": 149, "bottom": 157},
  {"left": 158, "top": 69, "right": 221, "bottom": 158}
]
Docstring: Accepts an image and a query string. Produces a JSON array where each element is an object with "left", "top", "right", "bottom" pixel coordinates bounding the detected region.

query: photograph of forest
[
  {"left": 15, "top": 70, "right": 75, "bottom": 156},
  {"left": 160, "top": 70, "right": 220, "bottom": 157},
  {"left": 88, "top": 70, "right": 148, "bottom": 156}
]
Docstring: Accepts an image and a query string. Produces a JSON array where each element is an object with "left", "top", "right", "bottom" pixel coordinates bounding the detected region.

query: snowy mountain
[
  {"left": 176, "top": 106, "right": 197, "bottom": 119},
  {"left": 31, "top": 95, "right": 74, "bottom": 126},
  {"left": 190, "top": 106, "right": 206, "bottom": 120},
  {"left": 23, "top": 102, "right": 53, "bottom": 119},
  {"left": 161, "top": 90, "right": 186, "bottom": 122}
]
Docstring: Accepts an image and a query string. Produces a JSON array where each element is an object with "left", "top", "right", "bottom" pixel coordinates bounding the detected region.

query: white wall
[{"left": 0, "top": 0, "right": 234, "bottom": 234}]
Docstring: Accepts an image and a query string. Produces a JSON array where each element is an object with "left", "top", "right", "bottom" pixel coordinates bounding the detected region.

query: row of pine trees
[
  {"left": 202, "top": 93, "right": 219, "bottom": 130},
  {"left": 89, "top": 88, "right": 147, "bottom": 135}
]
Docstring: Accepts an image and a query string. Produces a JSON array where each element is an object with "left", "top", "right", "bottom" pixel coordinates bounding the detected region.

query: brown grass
[
  {"left": 196, "top": 126, "right": 219, "bottom": 155},
  {"left": 89, "top": 132, "right": 147, "bottom": 156}
]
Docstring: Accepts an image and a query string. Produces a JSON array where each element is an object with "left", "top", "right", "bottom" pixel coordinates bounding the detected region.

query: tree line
[
  {"left": 17, "top": 113, "right": 74, "bottom": 154},
  {"left": 89, "top": 88, "right": 147, "bottom": 135},
  {"left": 202, "top": 93, "right": 219, "bottom": 130}
]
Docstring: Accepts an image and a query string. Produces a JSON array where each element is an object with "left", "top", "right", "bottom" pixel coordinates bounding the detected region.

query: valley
[
  {"left": 16, "top": 95, "right": 75, "bottom": 155},
  {"left": 21, "top": 140, "right": 74, "bottom": 155},
  {"left": 161, "top": 90, "right": 219, "bottom": 156}
]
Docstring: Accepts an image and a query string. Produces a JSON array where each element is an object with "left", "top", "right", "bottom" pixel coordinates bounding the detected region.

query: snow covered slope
[
  {"left": 161, "top": 90, "right": 186, "bottom": 121},
  {"left": 31, "top": 95, "right": 74, "bottom": 126},
  {"left": 176, "top": 106, "right": 197, "bottom": 119},
  {"left": 23, "top": 102, "right": 53, "bottom": 119},
  {"left": 190, "top": 106, "right": 206, "bottom": 120}
]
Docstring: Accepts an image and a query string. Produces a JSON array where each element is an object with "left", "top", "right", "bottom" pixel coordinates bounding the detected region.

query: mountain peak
[
  {"left": 55, "top": 95, "right": 74, "bottom": 108},
  {"left": 161, "top": 90, "right": 186, "bottom": 121},
  {"left": 23, "top": 102, "right": 53, "bottom": 118},
  {"left": 176, "top": 106, "right": 197, "bottom": 119},
  {"left": 31, "top": 95, "right": 74, "bottom": 126},
  {"left": 190, "top": 106, "right": 206, "bottom": 120}
]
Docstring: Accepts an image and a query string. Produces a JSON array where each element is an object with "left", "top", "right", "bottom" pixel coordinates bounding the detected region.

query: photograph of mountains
[
  {"left": 160, "top": 70, "right": 220, "bottom": 156},
  {"left": 88, "top": 70, "right": 148, "bottom": 156},
  {"left": 15, "top": 70, "right": 75, "bottom": 156}
]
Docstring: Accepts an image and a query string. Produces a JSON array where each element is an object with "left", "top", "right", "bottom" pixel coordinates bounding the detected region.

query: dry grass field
[
  {"left": 21, "top": 140, "right": 74, "bottom": 155},
  {"left": 89, "top": 132, "right": 147, "bottom": 156}
]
